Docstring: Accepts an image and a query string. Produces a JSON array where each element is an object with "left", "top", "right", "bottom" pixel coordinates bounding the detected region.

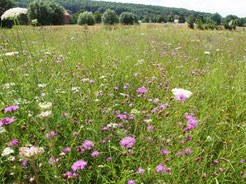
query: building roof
[{"left": 64, "top": 10, "right": 70, "bottom": 16}]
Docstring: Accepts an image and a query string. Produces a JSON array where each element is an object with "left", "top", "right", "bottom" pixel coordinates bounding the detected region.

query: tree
[
  {"left": 94, "top": 11, "right": 101, "bottom": 23},
  {"left": 211, "top": 13, "right": 222, "bottom": 25},
  {"left": 119, "top": 12, "right": 138, "bottom": 25},
  {"left": 178, "top": 13, "right": 185, "bottom": 23},
  {"left": 157, "top": 15, "right": 167, "bottom": 23},
  {"left": 0, "top": 0, "right": 15, "bottom": 25},
  {"left": 187, "top": 14, "right": 195, "bottom": 29},
  {"left": 225, "top": 15, "right": 238, "bottom": 23},
  {"left": 142, "top": 15, "right": 150, "bottom": 23},
  {"left": 102, "top": 9, "right": 119, "bottom": 25},
  {"left": 167, "top": 13, "right": 174, "bottom": 22},
  {"left": 28, "top": 0, "right": 65, "bottom": 25},
  {"left": 70, "top": 9, "right": 85, "bottom": 24},
  {"left": 77, "top": 11, "right": 95, "bottom": 25},
  {"left": 197, "top": 14, "right": 205, "bottom": 23}
]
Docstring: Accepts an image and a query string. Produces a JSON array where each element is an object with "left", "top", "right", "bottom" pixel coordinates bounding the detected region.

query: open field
[{"left": 0, "top": 24, "right": 246, "bottom": 183}]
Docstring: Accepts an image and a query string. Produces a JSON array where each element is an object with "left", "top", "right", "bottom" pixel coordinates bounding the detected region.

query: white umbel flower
[
  {"left": 171, "top": 88, "right": 192, "bottom": 98},
  {"left": 38, "top": 102, "right": 52, "bottom": 110},
  {"left": 1, "top": 8, "right": 28, "bottom": 20},
  {"left": 204, "top": 51, "right": 211, "bottom": 55},
  {"left": 19, "top": 146, "right": 42, "bottom": 159},
  {"left": 1, "top": 147, "right": 14, "bottom": 156},
  {"left": 37, "top": 111, "right": 52, "bottom": 118}
]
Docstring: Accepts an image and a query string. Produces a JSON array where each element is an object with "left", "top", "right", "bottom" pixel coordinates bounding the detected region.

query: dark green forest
[{"left": 14, "top": 0, "right": 211, "bottom": 19}]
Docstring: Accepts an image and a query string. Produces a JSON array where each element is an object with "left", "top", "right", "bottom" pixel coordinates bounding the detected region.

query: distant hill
[{"left": 14, "top": 0, "right": 211, "bottom": 19}]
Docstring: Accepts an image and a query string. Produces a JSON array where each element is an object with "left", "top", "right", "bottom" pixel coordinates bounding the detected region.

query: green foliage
[
  {"left": 142, "top": 15, "right": 150, "bottom": 23},
  {"left": 13, "top": 0, "right": 211, "bottom": 20},
  {"left": 70, "top": 9, "right": 85, "bottom": 24},
  {"left": 94, "top": 11, "right": 101, "bottom": 23},
  {"left": 187, "top": 14, "right": 195, "bottom": 29},
  {"left": 225, "top": 14, "right": 238, "bottom": 23},
  {"left": 196, "top": 18, "right": 204, "bottom": 30},
  {"left": 119, "top": 12, "right": 138, "bottom": 25},
  {"left": 197, "top": 14, "right": 205, "bottom": 23},
  {"left": 203, "top": 23, "right": 221, "bottom": 30},
  {"left": 178, "top": 13, "right": 185, "bottom": 23},
  {"left": 224, "top": 19, "right": 237, "bottom": 30},
  {"left": 167, "top": 13, "right": 174, "bottom": 22},
  {"left": 1, "top": 18, "right": 14, "bottom": 28},
  {"left": 211, "top": 13, "right": 222, "bottom": 25},
  {"left": 157, "top": 15, "right": 167, "bottom": 23},
  {"left": 77, "top": 11, "right": 95, "bottom": 26},
  {"left": 102, "top": 9, "right": 119, "bottom": 25},
  {"left": 0, "top": 0, "right": 15, "bottom": 17},
  {"left": 28, "top": 0, "right": 65, "bottom": 25}
]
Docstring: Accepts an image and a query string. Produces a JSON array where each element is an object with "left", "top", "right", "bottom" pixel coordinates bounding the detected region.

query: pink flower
[
  {"left": 156, "top": 163, "right": 166, "bottom": 173},
  {"left": 136, "top": 167, "right": 145, "bottom": 175},
  {"left": 0, "top": 116, "right": 16, "bottom": 127},
  {"left": 64, "top": 113, "right": 70, "bottom": 119},
  {"left": 175, "top": 94, "right": 187, "bottom": 102},
  {"left": 3, "top": 105, "right": 19, "bottom": 112},
  {"left": 161, "top": 149, "right": 169, "bottom": 155},
  {"left": 46, "top": 131, "right": 55, "bottom": 139},
  {"left": 63, "top": 147, "right": 71, "bottom": 153},
  {"left": 9, "top": 139, "right": 19, "bottom": 147},
  {"left": 91, "top": 151, "right": 99, "bottom": 157},
  {"left": 136, "top": 86, "right": 148, "bottom": 94},
  {"left": 120, "top": 137, "right": 136, "bottom": 149},
  {"left": 183, "top": 113, "right": 197, "bottom": 132},
  {"left": 71, "top": 160, "right": 87, "bottom": 171},
  {"left": 184, "top": 148, "right": 192, "bottom": 154},
  {"left": 83, "top": 140, "right": 94, "bottom": 150},
  {"left": 128, "top": 180, "right": 135, "bottom": 184}
]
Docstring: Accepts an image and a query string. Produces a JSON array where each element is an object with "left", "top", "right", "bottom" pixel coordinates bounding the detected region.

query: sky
[{"left": 97, "top": 0, "right": 246, "bottom": 17}]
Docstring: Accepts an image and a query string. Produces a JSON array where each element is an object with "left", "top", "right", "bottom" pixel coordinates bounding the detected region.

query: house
[{"left": 64, "top": 10, "right": 70, "bottom": 24}]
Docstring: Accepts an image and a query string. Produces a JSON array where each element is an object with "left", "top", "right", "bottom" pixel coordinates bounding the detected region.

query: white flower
[
  {"left": 19, "top": 146, "right": 42, "bottom": 159},
  {"left": 37, "top": 111, "right": 52, "bottom": 118},
  {"left": 5, "top": 52, "right": 19, "bottom": 56},
  {"left": 171, "top": 88, "right": 192, "bottom": 98},
  {"left": 1, "top": 147, "right": 14, "bottom": 156},
  {"left": 38, "top": 102, "right": 52, "bottom": 110},
  {"left": 71, "top": 87, "right": 80, "bottom": 93},
  {"left": 107, "top": 123, "right": 118, "bottom": 128},
  {"left": 38, "top": 84, "right": 46, "bottom": 88},
  {"left": 1, "top": 8, "right": 28, "bottom": 20},
  {"left": 204, "top": 51, "right": 211, "bottom": 55},
  {"left": 0, "top": 127, "right": 6, "bottom": 134},
  {"left": 2, "top": 83, "right": 15, "bottom": 89},
  {"left": 7, "top": 156, "right": 15, "bottom": 161},
  {"left": 39, "top": 147, "right": 45, "bottom": 153},
  {"left": 131, "top": 109, "right": 140, "bottom": 114}
]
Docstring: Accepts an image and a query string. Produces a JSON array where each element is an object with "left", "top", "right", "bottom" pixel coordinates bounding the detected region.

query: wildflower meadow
[{"left": 0, "top": 24, "right": 245, "bottom": 183}]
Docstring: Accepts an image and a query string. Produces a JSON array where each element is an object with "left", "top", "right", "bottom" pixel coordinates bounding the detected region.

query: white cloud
[{"left": 97, "top": 0, "right": 246, "bottom": 17}]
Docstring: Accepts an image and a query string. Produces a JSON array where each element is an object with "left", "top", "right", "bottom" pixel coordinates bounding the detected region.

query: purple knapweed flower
[
  {"left": 46, "top": 131, "right": 55, "bottom": 139},
  {"left": 71, "top": 160, "right": 87, "bottom": 171},
  {"left": 63, "top": 147, "right": 71, "bottom": 153},
  {"left": 156, "top": 163, "right": 166, "bottom": 173},
  {"left": 175, "top": 94, "right": 187, "bottom": 102},
  {"left": 3, "top": 105, "right": 19, "bottom": 112},
  {"left": 136, "top": 86, "right": 148, "bottom": 94},
  {"left": 136, "top": 168, "right": 145, "bottom": 175},
  {"left": 184, "top": 148, "right": 192, "bottom": 154},
  {"left": 9, "top": 139, "right": 19, "bottom": 147},
  {"left": 161, "top": 149, "right": 169, "bottom": 155},
  {"left": 183, "top": 113, "right": 198, "bottom": 132},
  {"left": 106, "top": 157, "right": 111, "bottom": 162},
  {"left": 120, "top": 137, "right": 136, "bottom": 149},
  {"left": 128, "top": 180, "right": 135, "bottom": 184},
  {"left": 0, "top": 116, "right": 16, "bottom": 127},
  {"left": 91, "top": 151, "right": 99, "bottom": 157},
  {"left": 83, "top": 140, "right": 95, "bottom": 150}
]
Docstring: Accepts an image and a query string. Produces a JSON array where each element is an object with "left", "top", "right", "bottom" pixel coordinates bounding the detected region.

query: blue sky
[{"left": 97, "top": 0, "right": 246, "bottom": 17}]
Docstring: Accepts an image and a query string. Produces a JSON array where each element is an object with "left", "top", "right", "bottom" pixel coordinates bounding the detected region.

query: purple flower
[
  {"left": 156, "top": 163, "right": 166, "bottom": 173},
  {"left": 120, "top": 137, "right": 136, "bottom": 149},
  {"left": 184, "top": 148, "right": 192, "bottom": 154},
  {"left": 175, "top": 94, "right": 187, "bottom": 102},
  {"left": 106, "top": 157, "right": 111, "bottom": 162},
  {"left": 72, "top": 173, "right": 78, "bottom": 177},
  {"left": 65, "top": 171, "right": 72, "bottom": 176},
  {"left": 184, "top": 113, "right": 197, "bottom": 132},
  {"left": 136, "top": 167, "right": 145, "bottom": 175},
  {"left": 91, "top": 151, "right": 99, "bottom": 157},
  {"left": 128, "top": 180, "right": 135, "bottom": 184},
  {"left": 161, "top": 149, "right": 169, "bottom": 155},
  {"left": 136, "top": 86, "right": 148, "bottom": 94},
  {"left": 0, "top": 116, "right": 16, "bottom": 127},
  {"left": 3, "top": 105, "right": 19, "bottom": 112},
  {"left": 71, "top": 160, "right": 87, "bottom": 171},
  {"left": 64, "top": 113, "right": 70, "bottom": 119},
  {"left": 214, "top": 160, "right": 219, "bottom": 164},
  {"left": 89, "top": 80, "right": 95, "bottom": 83},
  {"left": 240, "top": 159, "right": 245, "bottom": 163},
  {"left": 218, "top": 168, "right": 223, "bottom": 172},
  {"left": 46, "top": 131, "right": 55, "bottom": 139},
  {"left": 63, "top": 147, "right": 71, "bottom": 153},
  {"left": 83, "top": 140, "right": 95, "bottom": 150},
  {"left": 9, "top": 139, "right": 18, "bottom": 147}
]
